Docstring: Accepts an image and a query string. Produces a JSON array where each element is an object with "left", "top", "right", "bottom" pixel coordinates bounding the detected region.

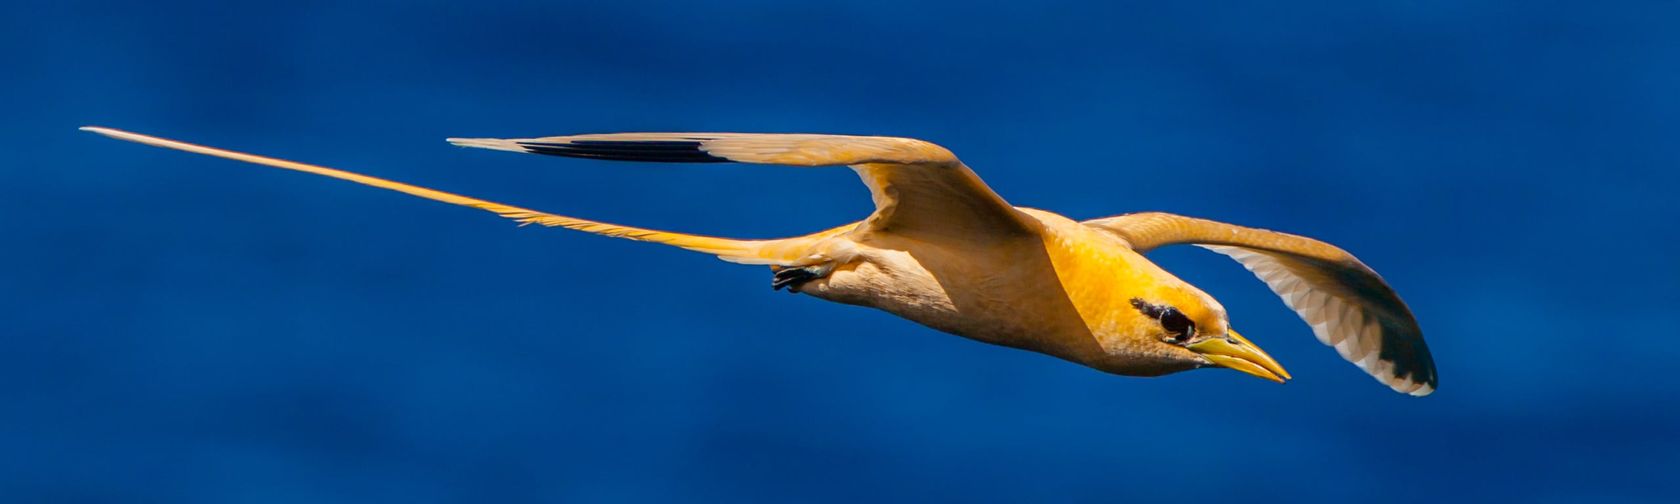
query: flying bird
[{"left": 81, "top": 126, "right": 1437, "bottom": 395}]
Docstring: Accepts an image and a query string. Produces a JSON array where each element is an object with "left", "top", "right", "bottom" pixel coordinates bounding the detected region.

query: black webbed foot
[{"left": 772, "top": 264, "right": 832, "bottom": 292}]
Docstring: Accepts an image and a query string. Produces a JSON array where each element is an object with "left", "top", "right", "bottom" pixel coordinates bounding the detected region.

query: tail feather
[{"left": 80, "top": 126, "right": 788, "bottom": 264}]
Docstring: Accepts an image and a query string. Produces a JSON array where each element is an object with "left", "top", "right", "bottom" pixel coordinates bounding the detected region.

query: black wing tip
[
  {"left": 1372, "top": 312, "right": 1437, "bottom": 396},
  {"left": 1396, "top": 370, "right": 1438, "bottom": 396},
  {"left": 1388, "top": 361, "right": 1438, "bottom": 396},
  {"left": 517, "top": 140, "right": 732, "bottom": 163}
]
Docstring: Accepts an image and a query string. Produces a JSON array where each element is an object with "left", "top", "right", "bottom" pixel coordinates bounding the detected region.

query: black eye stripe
[
  {"left": 1129, "top": 298, "right": 1164, "bottom": 319},
  {"left": 1130, "top": 298, "right": 1197, "bottom": 342}
]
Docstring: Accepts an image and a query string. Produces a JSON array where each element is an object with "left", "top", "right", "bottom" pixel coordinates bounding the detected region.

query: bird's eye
[
  {"left": 1130, "top": 298, "right": 1197, "bottom": 343},
  {"left": 1159, "top": 309, "right": 1194, "bottom": 341}
]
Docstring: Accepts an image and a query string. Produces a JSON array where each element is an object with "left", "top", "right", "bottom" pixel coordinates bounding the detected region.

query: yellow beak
[{"left": 1188, "top": 329, "right": 1292, "bottom": 383}]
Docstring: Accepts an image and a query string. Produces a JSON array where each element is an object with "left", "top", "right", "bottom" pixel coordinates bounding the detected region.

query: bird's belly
[
  {"left": 796, "top": 240, "right": 1108, "bottom": 363},
  {"left": 799, "top": 251, "right": 973, "bottom": 336}
]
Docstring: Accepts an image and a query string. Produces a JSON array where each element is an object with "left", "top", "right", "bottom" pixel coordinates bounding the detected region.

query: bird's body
[
  {"left": 785, "top": 209, "right": 1204, "bottom": 377},
  {"left": 82, "top": 126, "right": 1437, "bottom": 395}
]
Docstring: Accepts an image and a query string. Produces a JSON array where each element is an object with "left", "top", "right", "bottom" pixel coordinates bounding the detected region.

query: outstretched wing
[
  {"left": 1084, "top": 212, "right": 1437, "bottom": 396},
  {"left": 448, "top": 133, "right": 1033, "bottom": 241}
]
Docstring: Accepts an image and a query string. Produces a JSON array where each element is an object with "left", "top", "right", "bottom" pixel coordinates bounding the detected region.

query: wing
[
  {"left": 447, "top": 133, "right": 1034, "bottom": 240},
  {"left": 1085, "top": 212, "right": 1437, "bottom": 396},
  {"left": 79, "top": 126, "right": 833, "bottom": 266}
]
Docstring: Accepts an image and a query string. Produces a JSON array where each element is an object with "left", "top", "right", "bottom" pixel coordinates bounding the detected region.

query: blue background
[{"left": 6, "top": 1, "right": 1677, "bottom": 502}]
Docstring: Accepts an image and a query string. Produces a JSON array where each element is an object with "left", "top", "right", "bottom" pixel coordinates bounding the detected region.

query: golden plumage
[{"left": 82, "top": 126, "right": 1436, "bottom": 396}]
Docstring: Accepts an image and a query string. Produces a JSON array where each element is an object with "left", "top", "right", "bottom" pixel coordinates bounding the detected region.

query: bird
[{"left": 81, "top": 126, "right": 1437, "bottom": 396}]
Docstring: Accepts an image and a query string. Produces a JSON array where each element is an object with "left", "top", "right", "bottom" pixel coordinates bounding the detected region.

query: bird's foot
[{"left": 772, "top": 262, "right": 835, "bottom": 293}]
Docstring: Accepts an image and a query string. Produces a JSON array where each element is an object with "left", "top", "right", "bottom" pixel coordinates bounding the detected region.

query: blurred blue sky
[{"left": 5, "top": 1, "right": 1678, "bottom": 502}]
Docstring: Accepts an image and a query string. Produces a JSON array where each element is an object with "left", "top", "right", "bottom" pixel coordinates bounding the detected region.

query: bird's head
[{"left": 1121, "top": 286, "right": 1291, "bottom": 384}]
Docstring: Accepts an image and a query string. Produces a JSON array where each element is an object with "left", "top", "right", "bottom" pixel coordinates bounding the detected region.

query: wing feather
[
  {"left": 1086, "top": 212, "right": 1437, "bottom": 396},
  {"left": 448, "top": 133, "right": 1033, "bottom": 240}
]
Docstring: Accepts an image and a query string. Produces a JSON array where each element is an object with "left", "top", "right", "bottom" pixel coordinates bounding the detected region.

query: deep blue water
[{"left": 6, "top": 1, "right": 1678, "bottom": 502}]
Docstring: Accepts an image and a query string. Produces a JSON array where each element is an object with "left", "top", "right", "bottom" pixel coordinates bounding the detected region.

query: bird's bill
[{"left": 1189, "top": 329, "right": 1292, "bottom": 383}]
